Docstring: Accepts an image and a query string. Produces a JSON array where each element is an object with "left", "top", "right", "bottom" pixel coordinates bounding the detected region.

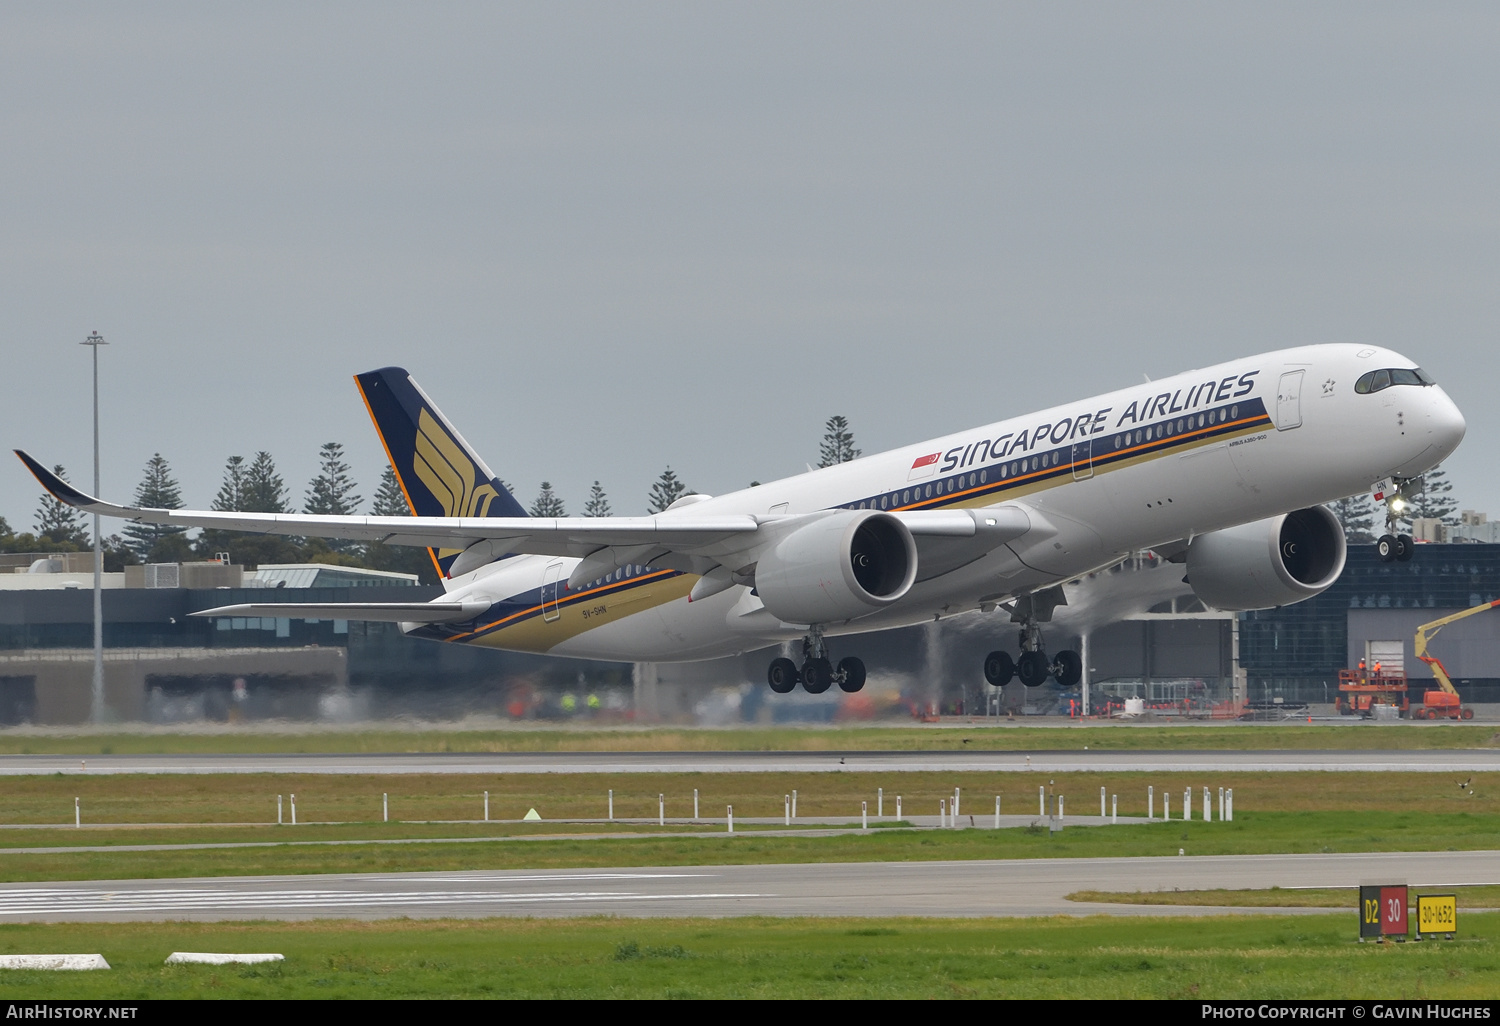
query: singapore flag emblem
[{"left": 907, "top": 451, "right": 941, "bottom": 482}]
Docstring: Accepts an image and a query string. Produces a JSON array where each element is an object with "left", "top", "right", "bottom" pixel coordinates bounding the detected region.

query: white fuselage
[{"left": 423, "top": 344, "right": 1464, "bottom": 661}]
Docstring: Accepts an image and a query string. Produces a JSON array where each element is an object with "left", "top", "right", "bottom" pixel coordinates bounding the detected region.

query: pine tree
[
  {"left": 123, "top": 454, "right": 186, "bottom": 559},
  {"left": 242, "top": 451, "right": 290, "bottom": 513},
  {"left": 304, "top": 442, "right": 362, "bottom": 515},
  {"left": 1421, "top": 465, "right": 1459, "bottom": 526},
  {"left": 199, "top": 452, "right": 299, "bottom": 565},
  {"left": 647, "top": 467, "right": 688, "bottom": 513},
  {"left": 818, "top": 415, "right": 861, "bottom": 468},
  {"left": 530, "top": 482, "right": 566, "bottom": 517},
  {"left": 213, "top": 456, "right": 248, "bottom": 511},
  {"left": 34, "top": 464, "right": 85, "bottom": 545},
  {"left": 583, "top": 481, "right": 611, "bottom": 517},
  {"left": 371, "top": 466, "right": 410, "bottom": 516},
  {"left": 1329, "top": 494, "right": 1377, "bottom": 545}
]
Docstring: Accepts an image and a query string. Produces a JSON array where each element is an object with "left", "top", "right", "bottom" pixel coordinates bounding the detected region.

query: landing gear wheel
[
  {"left": 1016, "top": 650, "right": 1051, "bottom": 688},
  {"left": 767, "top": 657, "right": 799, "bottom": 694},
  {"left": 1377, "top": 534, "right": 1397, "bottom": 562},
  {"left": 983, "top": 651, "right": 1015, "bottom": 687},
  {"left": 837, "top": 657, "right": 866, "bottom": 693},
  {"left": 1053, "top": 650, "right": 1083, "bottom": 688},
  {"left": 801, "top": 657, "right": 833, "bottom": 694},
  {"left": 1395, "top": 534, "right": 1414, "bottom": 562}
]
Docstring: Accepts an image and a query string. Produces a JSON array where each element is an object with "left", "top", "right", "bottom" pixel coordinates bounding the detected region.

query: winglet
[{"left": 14, "top": 450, "right": 104, "bottom": 510}]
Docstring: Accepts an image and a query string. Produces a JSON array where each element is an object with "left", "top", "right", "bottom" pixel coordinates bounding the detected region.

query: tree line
[{"left": 8, "top": 415, "right": 867, "bottom": 583}]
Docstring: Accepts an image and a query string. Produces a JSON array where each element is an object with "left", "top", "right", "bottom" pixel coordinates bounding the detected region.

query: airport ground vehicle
[
  {"left": 1336, "top": 668, "right": 1409, "bottom": 718},
  {"left": 1411, "top": 599, "right": 1497, "bottom": 720}
]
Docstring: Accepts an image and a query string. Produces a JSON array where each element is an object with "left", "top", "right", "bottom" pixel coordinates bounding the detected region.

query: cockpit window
[{"left": 1355, "top": 366, "right": 1435, "bottom": 394}]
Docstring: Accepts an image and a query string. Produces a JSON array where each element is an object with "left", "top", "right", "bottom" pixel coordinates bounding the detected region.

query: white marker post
[
  {"left": 1164, "top": 792, "right": 1170, "bottom": 820},
  {"left": 1148, "top": 786, "right": 1154, "bottom": 820},
  {"left": 608, "top": 789, "right": 613, "bottom": 821},
  {"left": 658, "top": 794, "right": 665, "bottom": 827},
  {"left": 74, "top": 797, "right": 80, "bottom": 828},
  {"left": 1058, "top": 795, "right": 1064, "bottom": 822},
  {"left": 784, "top": 795, "right": 790, "bottom": 826},
  {"left": 277, "top": 795, "right": 283, "bottom": 825},
  {"left": 727, "top": 805, "right": 733, "bottom": 834},
  {"left": 994, "top": 795, "right": 1000, "bottom": 829},
  {"left": 383, "top": 793, "right": 388, "bottom": 823},
  {"left": 1203, "top": 786, "right": 1211, "bottom": 822},
  {"left": 896, "top": 795, "right": 902, "bottom": 821},
  {"left": 940, "top": 798, "right": 947, "bottom": 828},
  {"left": 1039, "top": 785, "right": 1045, "bottom": 817},
  {"left": 953, "top": 788, "right": 960, "bottom": 820},
  {"left": 1226, "top": 789, "right": 1234, "bottom": 821},
  {"left": 1183, "top": 788, "right": 1191, "bottom": 821},
  {"left": 1111, "top": 794, "right": 1118, "bottom": 824},
  {"left": 878, "top": 787, "right": 884, "bottom": 818},
  {"left": 1218, "top": 786, "right": 1225, "bottom": 822},
  {"left": 862, "top": 801, "right": 868, "bottom": 830},
  {"left": 694, "top": 789, "right": 699, "bottom": 820},
  {"left": 792, "top": 790, "right": 798, "bottom": 819},
  {"left": 290, "top": 794, "right": 297, "bottom": 826},
  {"left": 484, "top": 791, "right": 489, "bottom": 823},
  {"left": 1100, "top": 786, "right": 1106, "bottom": 817}
]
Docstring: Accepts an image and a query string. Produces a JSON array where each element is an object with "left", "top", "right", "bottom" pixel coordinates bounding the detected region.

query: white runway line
[{"left": 0, "top": 886, "right": 770, "bottom": 917}]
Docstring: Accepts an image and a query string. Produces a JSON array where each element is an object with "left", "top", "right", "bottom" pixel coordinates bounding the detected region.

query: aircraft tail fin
[{"left": 354, "top": 367, "right": 527, "bottom": 578}]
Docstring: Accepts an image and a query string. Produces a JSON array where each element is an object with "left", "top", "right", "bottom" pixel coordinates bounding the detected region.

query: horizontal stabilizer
[{"left": 190, "top": 602, "right": 491, "bottom": 624}]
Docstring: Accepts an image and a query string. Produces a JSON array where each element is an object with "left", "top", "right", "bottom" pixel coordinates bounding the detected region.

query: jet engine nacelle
[
  {"left": 754, "top": 510, "right": 918, "bottom": 625},
  {"left": 1186, "top": 506, "right": 1347, "bottom": 612}
]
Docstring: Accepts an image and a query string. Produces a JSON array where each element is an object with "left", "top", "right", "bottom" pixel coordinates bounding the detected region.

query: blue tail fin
[{"left": 355, "top": 367, "right": 527, "bottom": 578}]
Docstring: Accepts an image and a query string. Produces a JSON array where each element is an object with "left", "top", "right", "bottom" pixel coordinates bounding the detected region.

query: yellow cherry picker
[{"left": 1410, "top": 598, "right": 1497, "bottom": 720}]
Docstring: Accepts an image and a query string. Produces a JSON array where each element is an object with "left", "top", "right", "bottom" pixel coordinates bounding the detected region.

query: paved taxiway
[
  {"left": 1, "top": 851, "right": 1494, "bottom": 922},
  {"left": 2, "top": 750, "right": 1497, "bottom": 775}
]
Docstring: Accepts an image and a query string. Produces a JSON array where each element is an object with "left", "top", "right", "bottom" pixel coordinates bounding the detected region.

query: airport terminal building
[{"left": 0, "top": 543, "right": 1496, "bottom": 724}]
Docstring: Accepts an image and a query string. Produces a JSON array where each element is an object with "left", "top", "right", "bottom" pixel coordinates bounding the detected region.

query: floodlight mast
[{"left": 81, "top": 331, "right": 107, "bottom": 723}]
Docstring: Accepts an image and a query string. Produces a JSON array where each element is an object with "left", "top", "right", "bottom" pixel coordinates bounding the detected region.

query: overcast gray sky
[{"left": 3, "top": 3, "right": 1497, "bottom": 534}]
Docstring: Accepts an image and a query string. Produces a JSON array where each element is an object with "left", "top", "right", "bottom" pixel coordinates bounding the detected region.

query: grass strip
[
  {"left": 0, "top": 913, "right": 1495, "bottom": 998},
  {"left": 1068, "top": 886, "right": 1500, "bottom": 908},
  {"left": 0, "top": 723, "right": 1496, "bottom": 755},
  {"left": 1, "top": 769, "right": 1495, "bottom": 828},
  {"left": 0, "top": 811, "right": 1495, "bottom": 882}
]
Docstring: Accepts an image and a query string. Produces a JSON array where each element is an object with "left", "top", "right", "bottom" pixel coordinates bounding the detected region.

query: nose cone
[{"left": 1428, "top": 386, "right": 1467, "bottom": 461}]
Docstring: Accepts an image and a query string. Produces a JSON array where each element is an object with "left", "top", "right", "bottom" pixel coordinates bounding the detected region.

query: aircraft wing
[
  {"left": 189, "top": 602, "right": 490, "bottom": 623},
  {"left": 16, "top": 449, "right": 1028, "bottom": 574}
]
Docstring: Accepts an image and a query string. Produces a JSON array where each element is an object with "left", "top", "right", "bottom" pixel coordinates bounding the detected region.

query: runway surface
[
  {"left": 3, "top": 750, "right": 1498, "bottom": 775},
  {"left": 1, "top": 850, "right": 1494, "bottom": 922}
]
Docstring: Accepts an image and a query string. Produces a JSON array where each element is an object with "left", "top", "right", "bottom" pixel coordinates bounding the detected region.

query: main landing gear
[
  {"left": 983, "top": 617, "right": 1082, "bottom": 689},
  {"left": 767, "top": 626, "right": 866, "bottom": 695}
]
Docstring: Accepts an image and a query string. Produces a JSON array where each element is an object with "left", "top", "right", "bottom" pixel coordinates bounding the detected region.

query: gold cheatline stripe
[{"left": 448, "top": 569, "right": 680, "bottom": 642}]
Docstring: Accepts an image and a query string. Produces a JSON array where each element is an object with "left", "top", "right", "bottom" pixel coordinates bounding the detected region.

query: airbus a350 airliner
[{"left": 17, "top": 343, "right": 1465, "bottom": 695}]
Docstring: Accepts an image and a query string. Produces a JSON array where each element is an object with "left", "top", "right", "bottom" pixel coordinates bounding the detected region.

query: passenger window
[
  {"left": 1114, "top": 435, "right": 1121, "bottom": 448},
  {"left": 1231, "top": 405, "right": 1239, "bottom": 419},
  {"left": 902, "top": 490, "right": 910, "bottom": 504},
  {"left": 924, "top": 484, "right": 932, "bottom": 498},
  {"left": 980, "top": 470, "right": 987, "bottom": 483},
  {"left": 1198, "top": 413, "right": 1205, "bottom": 428}
]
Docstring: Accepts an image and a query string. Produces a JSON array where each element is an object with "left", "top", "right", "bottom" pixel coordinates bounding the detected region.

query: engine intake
[
  {"left": 1185, "top": 506, "right": 1347, "bottom": 611},
  {"left": 754, "top": 510, "right": 918, "bottom": 625}
]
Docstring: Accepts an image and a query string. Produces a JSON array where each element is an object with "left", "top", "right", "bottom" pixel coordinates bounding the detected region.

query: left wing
[{"left": 16, "top": 449, "right": 1030, "bottom": 581}]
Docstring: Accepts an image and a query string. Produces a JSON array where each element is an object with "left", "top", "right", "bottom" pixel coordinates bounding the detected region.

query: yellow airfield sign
[{"left": 1415, "top": 894, "right": 1457, "bottom": 940}]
